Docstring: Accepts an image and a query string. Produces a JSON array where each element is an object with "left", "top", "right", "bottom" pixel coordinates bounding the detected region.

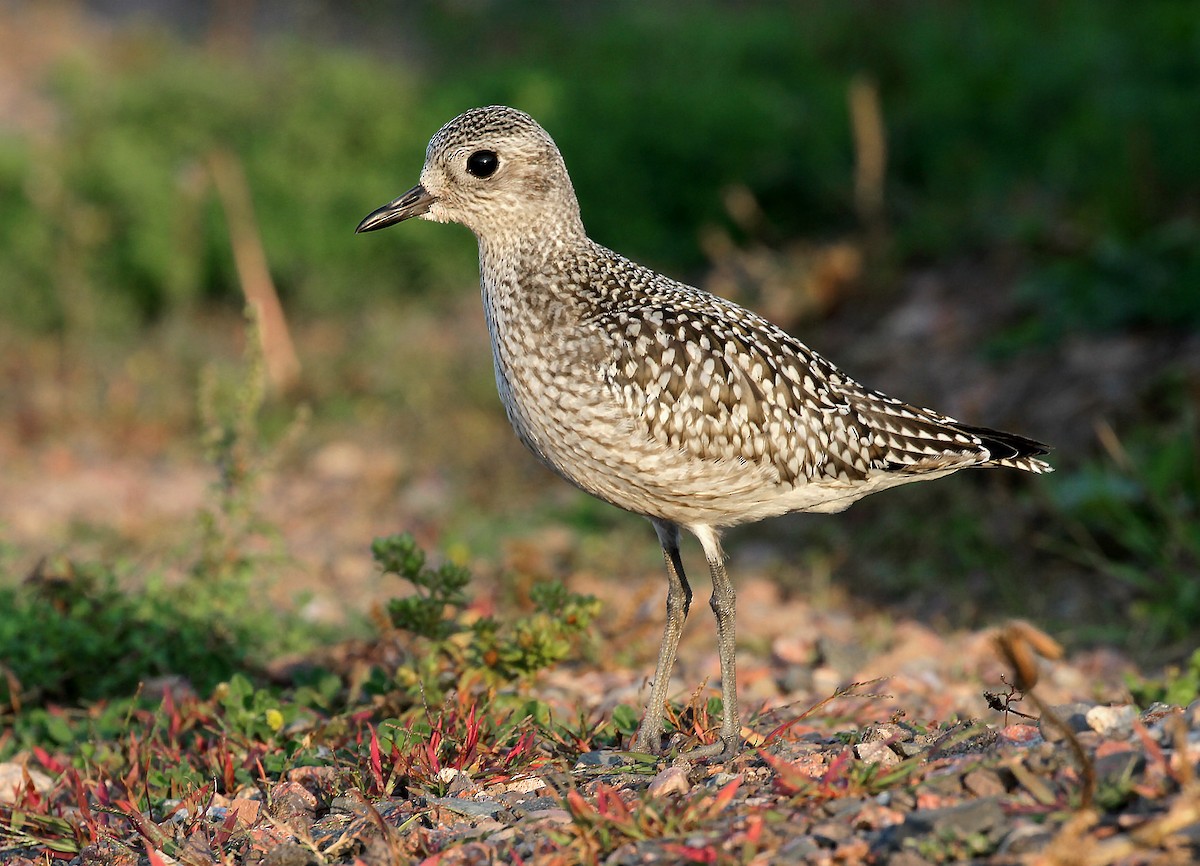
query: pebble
[
  {"left": 997, "top": 823, "right": 1056, "bottom": 856},
  {"left": 1039, "top": 703, "right": 1093, "bottom": 743},
  {"left": 573, "top": 750, "right": 625, "bottom": 770},
  {"left": 811, "top": 820, "right": 853, "bottom": 845},
  {"left": 861, "top": 722, "right": 915, "bottom": 744},
  {"left": 647, "top": 765, "right": 691, "bottom": 797},
  {"left": 428, "top": 797, "right": 505, "bottom": 821},
  {"left": 997, "top": 724, "right": 1042, "bottom": 745},
  {"left": 1086, "top": 704, "right": 1137, "bottom": 738},
  {"left": 856, "top": 739, "right": 902, "bottom": 767},
  {"left": 0, "top": 763, "right": 53, "bottom": 803},
  {"left": 895, "top": 741, "right": 927, "bottom": 758},
  {"left": 902, "top": 796, "right": 1005, "bottom": 839},
  {"left": 962, "top": 768, "right": 1008, "bottom": 798}
]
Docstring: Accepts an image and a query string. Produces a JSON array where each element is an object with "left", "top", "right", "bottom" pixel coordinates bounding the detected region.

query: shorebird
[{"left": 357, "top": 105, "right": 1051, "bottom": 761}]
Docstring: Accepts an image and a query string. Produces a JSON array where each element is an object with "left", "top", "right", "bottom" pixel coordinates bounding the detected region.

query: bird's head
[{"left": 356, "top": 105, "right": 583, "bottom": 243}]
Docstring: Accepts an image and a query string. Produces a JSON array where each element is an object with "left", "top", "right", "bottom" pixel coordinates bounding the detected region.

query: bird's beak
[{"left": 355, "top": 184, "right": 435, "bottom": 233}]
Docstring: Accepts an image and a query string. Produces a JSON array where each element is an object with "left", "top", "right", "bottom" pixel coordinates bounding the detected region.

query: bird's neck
[{"left": 477, "top": 215, "right": 587, "bottom": 291}]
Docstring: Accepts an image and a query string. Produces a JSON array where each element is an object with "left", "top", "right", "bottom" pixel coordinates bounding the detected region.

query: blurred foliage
[
  {"left": 1127, "top": 647, "right": 1200, "bottom": 709},
  {"left": 0, "top": 1, "right": 1197, "bottom": 336},
  {"left": 0, "top": 559, "right": 253, "bottom": 705},
  {"left": 1047, "top": 411, "right": 1200, "bottom": 650}
]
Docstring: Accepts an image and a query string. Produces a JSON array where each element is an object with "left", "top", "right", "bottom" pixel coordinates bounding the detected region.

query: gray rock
[
  {"left": 861, "top": 723, "right": 916, "bottom": 744},
  {"left": 997, "top": 823, "right": 1055, "bottom": 855},
  {"left": 886, "top": 850, "right": 935, "bottom": 866},
  {"left": 779, "top": 835, "right": 823, "bottom": 859},
  {"left": 429, "top": 797, "right": 505, "bottom": 820},
  {"left": 856, "top": 739, "right": 902, "bottom": 766},
  {"left": 811, "top": 820, "right": 852, "bottom": 846},
  {"left": 574, "top": 750, "right": 626, "bottom": 769},
  {"left": 1039, "top": 703, "right": 1093, "bottom": 743},
  {"left": 895, "top": 741, "right": 927, "bottom": 758},
  {"left": 263, "top": 841, "right": 321, "bottom": 866},
  {"left": 962, "top": 768, "right": 1008, "bottom": 798},
  {"left": 892, "top": 797, "right": 1006, "bottom": 844}
]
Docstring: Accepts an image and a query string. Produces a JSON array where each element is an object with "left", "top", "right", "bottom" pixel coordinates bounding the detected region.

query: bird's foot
[
  {"left": 676, "top": 733, "right": 741, "bottom": 764},
  {"left": 631, "top": 729, "right": 741, "bottom": 764}
]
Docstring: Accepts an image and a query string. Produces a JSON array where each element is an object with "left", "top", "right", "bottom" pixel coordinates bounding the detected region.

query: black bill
[{"left": 355, "top": 184, "right": 435, "bottom": 233}]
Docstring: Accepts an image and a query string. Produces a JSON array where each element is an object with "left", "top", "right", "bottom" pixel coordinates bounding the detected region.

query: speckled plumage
[{"left": 358, "top": 105, "right": 1051, "bottom": 760}]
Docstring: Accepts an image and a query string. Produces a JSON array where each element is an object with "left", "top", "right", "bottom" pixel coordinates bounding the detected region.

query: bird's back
[{"left": 480, "top": 237, "right": 1049, "bottom": 528}]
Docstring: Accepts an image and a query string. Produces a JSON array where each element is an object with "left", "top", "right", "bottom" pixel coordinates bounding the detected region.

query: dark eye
[{"left": 466, "top": 150, "right": 499, "bottom": 178}]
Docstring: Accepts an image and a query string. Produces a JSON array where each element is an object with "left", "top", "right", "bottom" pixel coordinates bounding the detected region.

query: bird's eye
[{"left": 466, "top": 150, "right": 499, "bottom": 178}]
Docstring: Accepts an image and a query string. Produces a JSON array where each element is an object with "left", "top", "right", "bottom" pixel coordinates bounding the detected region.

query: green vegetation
[
  {"left": 1, "top": 1, "right": 1197, "bottom": 337},
  {"left": 1128, "top": 648, "right": 1200, "bottom": 709},
  {"left": 375, "top": 531, "right": 600, "bottom": 700},
  {"left": 0, "top": 560, "right": 253, "bottom": 707},
  {"left": 1048, "top": 413, "right": 1200, "bottom": 649}
]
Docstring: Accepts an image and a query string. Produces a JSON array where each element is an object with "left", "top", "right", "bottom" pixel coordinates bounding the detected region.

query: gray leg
[
  {"left": 680, "top": 526, "right": 741, "bottom": 761},
  {"left": 632, "top": 519, "right": 692, "bottom": 755}
]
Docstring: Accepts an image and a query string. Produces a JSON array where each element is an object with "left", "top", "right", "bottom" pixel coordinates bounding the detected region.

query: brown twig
[
  {"left": 208, "top": 149, "right": 301, "bottom": 395},
  {"left": 994, "top": 620, "right": 1095, "bottom": 810}
]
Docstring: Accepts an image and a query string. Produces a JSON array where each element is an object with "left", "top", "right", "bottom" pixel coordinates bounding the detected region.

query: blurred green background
[{"left": 1, "top": 0, "right": 1198, "bottom": 664}]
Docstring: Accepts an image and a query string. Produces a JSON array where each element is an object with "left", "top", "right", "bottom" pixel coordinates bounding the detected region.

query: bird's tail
[{"left": 957, "top": 423, "right": 1053, "bottom": 474}]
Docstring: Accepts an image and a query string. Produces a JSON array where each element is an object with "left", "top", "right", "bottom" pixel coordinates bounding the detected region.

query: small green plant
[
  {"left": 1045, "top": 412, "right": 1200, "bottom": 648},
  {"left": 1127, "top": 647, "right": 1200, "bottom": 708},
  {"left": 0, "top": 559, "right": 252, "bottom": 709},
  {"left": 374, "top": 533, "right": 472, "bottom": 643},
  {"left": 373, "top": 532, "right": 600, "bottom": 699},
  {"left": 190, "top": 310, "right": 307, "bottom": 613},
  {"left": 557, "top": 777, "right": 745, "bottom": 862}
]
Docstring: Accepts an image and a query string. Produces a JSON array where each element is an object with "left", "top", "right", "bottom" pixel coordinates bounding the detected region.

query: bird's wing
[{"left": 588, "top": 283, "right": 1049, "bottom": 484}]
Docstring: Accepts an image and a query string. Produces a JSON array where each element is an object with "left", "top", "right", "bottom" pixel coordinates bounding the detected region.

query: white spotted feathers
[{"left": 358, "top": 104, "right": 1050, "bottom": 531}]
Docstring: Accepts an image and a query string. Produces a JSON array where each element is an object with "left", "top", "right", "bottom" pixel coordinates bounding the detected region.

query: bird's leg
[
  {"left": 632, "top": 520, "right": 692, "bottom": 755},
  {"left": 679, "top": 527, "right": 741, "bottom": 762}
]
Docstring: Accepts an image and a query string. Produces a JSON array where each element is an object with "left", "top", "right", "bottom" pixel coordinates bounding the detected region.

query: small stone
[
  {"left": 861, "top": 723, "right": 915, "bottom": 745},
  {"left": 0, "top": 762, "right": 53, "bottom": 804},
  {"left": 811, "top": 820, "right": 852, "bottom": 846},
  {"left": 428, "top": 797, "right": 504, "bottom": 821},
  {"left": 779, "top": 835, "right": 822, "bottom": 859},
  {"left": 262, "top": 841, "right": 320, "bottom": 866},
  {"left": 997, "top": 724, "right": 1042, "bottom": 745},
  {"left": 1039, "top": 703, "right": 1093, "bottom": 743},
  {"left": 647, "top": 765, "right": 691, "bottom": 797},
  {"left": 498, "top": 776, "right": 547, "bottom": 795},
  {"left": 962, "top": 768, "right": 1007, "bottom": 798},
  {"left": 903, "top": 797, "right": 1005, "bottom": 839},
  {"left": 856, "top": 740, "right": 901, "bottom": 767},
  {"left": 997, "top": 823, "right": 1055, "bottom": 855},
  {"left": 1086, "top": 704, "right": 1137, "bottom": 738},
  {"left": 269, "top": 781, "right": 318, "bottom": 831},
  {"left": 886, "top": 850, "right": 935, "bottom": 866},
  {"left": 574, "top": 750, "right": 625, "bottom": 770}
]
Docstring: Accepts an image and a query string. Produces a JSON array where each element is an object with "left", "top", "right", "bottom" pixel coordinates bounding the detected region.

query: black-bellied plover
[{"left": 357, "top": 105, "right": 1051, "bottom": 761}]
